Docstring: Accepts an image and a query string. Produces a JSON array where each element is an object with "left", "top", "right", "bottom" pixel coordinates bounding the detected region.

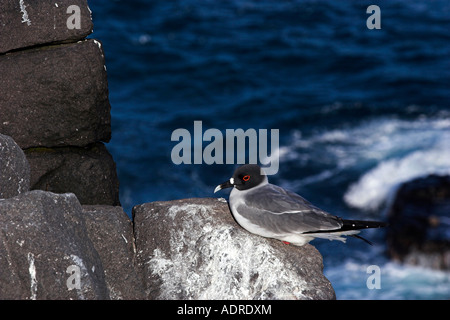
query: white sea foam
[
  {"left": 279, "top": 115, "right": 450, "bottom": 211},
  {"left": 279, "top": 115, "right": 450, "bottom": 299},
  {"left": 343, "top": 117, "right": 450, "bottom": 211},
  {"left": 344, "top": 144, "right": 450, "bottom": 211},
  {"left": 325, "top": 260, "right": 450, "bottom": 300}
]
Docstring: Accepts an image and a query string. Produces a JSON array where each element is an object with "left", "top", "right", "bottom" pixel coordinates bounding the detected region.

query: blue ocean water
[{"left": 88, "top": 0, "right": 450, "bottom": 299}]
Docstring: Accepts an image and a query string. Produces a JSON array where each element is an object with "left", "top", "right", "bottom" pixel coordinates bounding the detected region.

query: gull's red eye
[{"left": 243, "top": 175, "right": 250, "bottom": 182}]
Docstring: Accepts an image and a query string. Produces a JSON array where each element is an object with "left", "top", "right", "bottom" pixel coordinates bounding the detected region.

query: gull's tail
[
  {"left": 303, "top": 219, "right": 388, "bottom": 245},
  {"left": 340, "top": 219, "right": 388, "bottom": 232}
]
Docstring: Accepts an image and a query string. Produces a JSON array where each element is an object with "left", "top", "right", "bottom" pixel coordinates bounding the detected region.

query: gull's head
[{"left": 214, "top": 164, "right": 268, "bottom": 193}]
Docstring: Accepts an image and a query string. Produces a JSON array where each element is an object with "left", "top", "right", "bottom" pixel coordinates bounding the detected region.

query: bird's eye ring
[{"left": 243, "top": 175, "right": 250, "bottom": 182}]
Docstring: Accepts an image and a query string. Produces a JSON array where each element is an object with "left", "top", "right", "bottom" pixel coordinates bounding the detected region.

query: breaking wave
[
  {"left": 343, "top": 117, "right": 450, "bottom": 211},
  {"left": 279, "top": 114, "right": 450, "bottom": 212},
  {"left": 325, "top": 259, "right": 450, "bottom": 300}
]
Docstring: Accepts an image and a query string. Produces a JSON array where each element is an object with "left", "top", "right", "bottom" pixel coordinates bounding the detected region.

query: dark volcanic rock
[
  {"left": 0, "top": 1, "right": 133, "bottom": 300},
  {"left": 0, "top": 39, "right": 111, "bottom": 149},
  {"left": 0, "top": 0, "right": 93, "bottom": 54},
  {"left": 82, "top": 205, "right": 145, "bottom": 299},
  {"left": 0, "top": 190, "right": 336, "bottom": 299},
  {"left": 24, "top": 143, "right": 120, "bottom": 206},
  {"left": 0, "top": 133, "right": 30, "bottom": 199},
  {"left": 133, "top": 198, "right": 336, "bottom": 300},
  {"left": 0, "top": 190, "right": 109, "bottom": 299},
  {"left": 386, "top": 175, "right": 450, "bottom": 270}
]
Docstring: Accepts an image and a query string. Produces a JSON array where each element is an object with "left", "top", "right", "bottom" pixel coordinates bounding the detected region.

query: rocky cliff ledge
[
  {"left": 0, "top": 134, "right": 335, "bottom": 299},
  {"left": 0, "top": 0, "right": 335, "bottom": 299},
  {"left": 134, "top": 198, "right": 335, "bottom": 299}
]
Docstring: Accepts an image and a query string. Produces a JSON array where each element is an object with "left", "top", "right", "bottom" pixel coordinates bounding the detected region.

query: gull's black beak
[{"left": 214, "top": 178, "right": 235, "bottom": 193}]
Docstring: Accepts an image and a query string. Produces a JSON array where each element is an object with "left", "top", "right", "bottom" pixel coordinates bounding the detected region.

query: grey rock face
[
  {"left": 82, "top": 205, "right": 145, "bottom": 299},
  {"left": 25, "top": 143, "right": 120, "bottom": 206},
  {"left": 0, "top": 133, "right": 30, "bottom": 199},
  {"left": 0, "top": 0, "right": 93, "bottom": 54},
  {"left": 0, "top": 39, "right": 111, "bottom": 149},
  {"left": 0, "top": 1, "right": 117, "bottom": 207},
  {"left": 0, "top": 1, "right": 131, "bottom": 300},
  {"left": 133, "top": 198, "right": 336, "bottom": 300},
  {"left": 0, "top": 190, "right": 109, "bottom": 299},
  {"left": 0, "top": 192, "right": 336, "bottom": 300}
]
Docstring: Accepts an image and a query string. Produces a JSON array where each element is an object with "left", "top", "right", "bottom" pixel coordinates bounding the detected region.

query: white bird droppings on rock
[
  {"left": 133, "top": 198, "right": 335, "bottom": 300},
  {"left": 27, "top": 252, "right": 37, "bottom": 300}
]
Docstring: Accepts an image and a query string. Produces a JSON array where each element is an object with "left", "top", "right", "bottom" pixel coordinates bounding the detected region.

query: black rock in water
[{"left": 386, "top": 174, "right": 450, "bottom": 270}]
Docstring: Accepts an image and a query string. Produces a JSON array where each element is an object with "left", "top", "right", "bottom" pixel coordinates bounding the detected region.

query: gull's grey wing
[{"left": 238, "top": 183, "right": 343, "bottom": 234}]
